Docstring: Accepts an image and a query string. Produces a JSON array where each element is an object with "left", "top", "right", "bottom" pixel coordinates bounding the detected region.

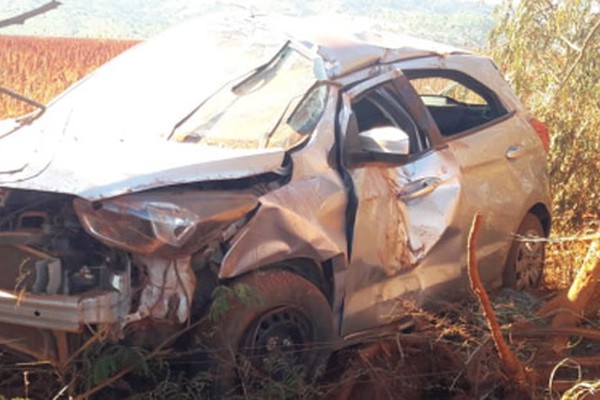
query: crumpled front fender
[{"left": 219, "top": 169, "right": 347, "bottom": 279}]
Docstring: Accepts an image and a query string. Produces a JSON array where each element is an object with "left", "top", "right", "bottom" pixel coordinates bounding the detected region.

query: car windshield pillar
[{"left": 170, "top": 43, "right": 328, "bottom": 150}]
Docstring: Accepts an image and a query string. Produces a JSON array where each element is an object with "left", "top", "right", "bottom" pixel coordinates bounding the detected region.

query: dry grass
[
  {"left": 546, "top": 240, "right": 595, "bottom": 289},
  {"left": 0, "top": 35, "right": 137, "bottom": 118},
  {"left": 544, "top": 216, "right": 600, "bottom": 290}
]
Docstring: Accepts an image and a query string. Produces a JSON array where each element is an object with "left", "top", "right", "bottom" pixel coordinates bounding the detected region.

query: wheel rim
[
  {"left": 241, "top": 306, "right": 314, "bottom": 380},
  {"left": 514, "top": 228, "right": 544, "bottom": 290}
]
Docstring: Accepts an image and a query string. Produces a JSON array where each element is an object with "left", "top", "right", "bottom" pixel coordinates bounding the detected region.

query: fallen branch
[
  {"left": 537, "top": 239, "right": 600, "bottom": 352},
  {"left": 467, "top": 212, "right": 528, "bottom": 386},
  {"left": 0, "top": 1, "right": 62, "bottom": 29}
]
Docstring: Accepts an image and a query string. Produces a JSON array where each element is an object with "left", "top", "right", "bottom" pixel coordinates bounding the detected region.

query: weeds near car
[
  {"left": 209, "top": 283, "right": 264, "bottom": 324},
  {"left": 0, "top": 283, "right": 314, "bottom": 399}
]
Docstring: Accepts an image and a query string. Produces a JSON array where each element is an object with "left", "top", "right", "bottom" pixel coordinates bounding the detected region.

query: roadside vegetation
[
  {"left": 488, "top": 0, "right": 599, "bottom": 291},
  {"left": 0, "top": 0, "right": 599, "bottom": 398}
]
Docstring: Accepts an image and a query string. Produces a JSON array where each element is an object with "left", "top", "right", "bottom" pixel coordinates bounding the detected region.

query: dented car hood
[
  {"left": 0, "top": 129, "right": 285, "bottom": 200},
  {"left": 0, "top": 18, "right": 292, "bottom": 200}
]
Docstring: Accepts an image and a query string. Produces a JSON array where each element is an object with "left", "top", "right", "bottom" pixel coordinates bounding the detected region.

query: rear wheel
[
  {"left": 210, "top": 269, "right": 333, "bottom": 394},
  {"left": 503, "top": 214, "right": 546, "bottom": 290}
]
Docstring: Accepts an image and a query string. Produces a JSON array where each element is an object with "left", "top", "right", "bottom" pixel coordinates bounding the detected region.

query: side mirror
[{"left": 357, "top": 126, "right": 410, "bottom": 156}]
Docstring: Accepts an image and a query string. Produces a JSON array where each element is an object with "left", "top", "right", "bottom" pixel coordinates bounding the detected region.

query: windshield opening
[{"left": 170, "top": 43, "right": 328, "bottom": 150}]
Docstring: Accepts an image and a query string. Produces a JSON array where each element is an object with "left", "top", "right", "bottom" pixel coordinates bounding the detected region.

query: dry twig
[
  {"left": 0, "top": 1, "right": 62, "bottom": 29},
  {"left": 467, "top": 212, "right": 528, "bottom": 387}
]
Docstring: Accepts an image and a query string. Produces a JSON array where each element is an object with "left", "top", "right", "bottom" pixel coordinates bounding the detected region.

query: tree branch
[
  {"left": 552, "top": 16, "right": 600, "bottom": 101},
  {"left": 0, "top": 1, "right": 62, "bottom": 29},
  {"left": 467, "top": 212, "right": 528, "bottom": 385}
]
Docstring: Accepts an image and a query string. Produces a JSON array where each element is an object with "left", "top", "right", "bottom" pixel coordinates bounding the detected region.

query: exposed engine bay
[
  {"left": 0, "top": 190, "right": 129, "bottom": 296},
  {"left": 0, "top": 186, "right": 261, "bottom": 362}
]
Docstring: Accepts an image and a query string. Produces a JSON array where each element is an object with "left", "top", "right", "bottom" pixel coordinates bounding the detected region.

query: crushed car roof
[{"left": 290, "top": 28, "right": 471, "bottom": 78}]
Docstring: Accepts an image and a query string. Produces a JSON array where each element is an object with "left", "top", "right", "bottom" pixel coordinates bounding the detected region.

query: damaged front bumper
[
  {"left": 0, "top": 277, "right": 130, "bottom": 333},
  {"left": 0, "top": 239, "right": 131, "bottom": 363},
  {"left": 0, "top": 242, "right": 131, "bottom": 331},
  {"left": 0, "top": 241, "right": 131, "bottom": 363}
]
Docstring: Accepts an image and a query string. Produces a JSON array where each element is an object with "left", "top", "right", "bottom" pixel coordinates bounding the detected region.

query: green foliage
[
  {"left": 372, "top": 7, "right": 494, "bottom": 48},
  {"left": 208, "top": 283, "right": 263, "bottom": 323},
  {"left": 489, "top": 0, "right": 600, "bottom": 234},
  {"left": 127, "top": 369, "right": 212, "bottom": 400},
  {"left": 82, "top": 342, "right": 155, "bottom": 386}
]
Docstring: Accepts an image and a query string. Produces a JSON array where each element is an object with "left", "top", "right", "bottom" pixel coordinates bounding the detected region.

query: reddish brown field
[{"left": 0, "top": 35, "right": 137, "bottom": 118}]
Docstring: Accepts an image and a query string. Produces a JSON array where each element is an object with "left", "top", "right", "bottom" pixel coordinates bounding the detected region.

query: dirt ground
[{"left": 310, "top": 288, "right": 600, "bottom": 400}]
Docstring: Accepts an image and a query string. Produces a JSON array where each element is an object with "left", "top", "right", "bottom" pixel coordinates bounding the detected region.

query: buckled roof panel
[{"left": 297, "top": 30, "right": 471, "bottom": 78}]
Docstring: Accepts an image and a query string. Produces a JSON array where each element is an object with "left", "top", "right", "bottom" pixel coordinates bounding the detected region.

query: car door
[
  {"left": 404, "top": 66, "right": 543, "bottom": 287},
  {"left": 338, "top": 70, "right": 465, "bottom": 336}
]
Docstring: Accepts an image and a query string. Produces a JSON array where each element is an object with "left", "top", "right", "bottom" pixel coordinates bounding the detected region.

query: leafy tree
[{"left": 489, "top": 0, "right": 600, "bottom": 233}]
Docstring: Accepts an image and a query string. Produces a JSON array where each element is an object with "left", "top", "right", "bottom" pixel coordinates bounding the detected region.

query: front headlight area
[
  {"left": 73, "top": 189, "right": 259, "bottom": 258},
  {"left": 73, "top": 189, "right": 259, "bottom": 326}
]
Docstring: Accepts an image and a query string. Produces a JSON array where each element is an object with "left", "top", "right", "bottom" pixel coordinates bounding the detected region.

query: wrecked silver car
[{"left": 0, "top": 19, "right": 550, "bottom": 381}]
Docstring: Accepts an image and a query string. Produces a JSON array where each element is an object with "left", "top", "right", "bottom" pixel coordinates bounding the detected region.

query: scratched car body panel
[{"left": 0, "top": 19, "right": 550, "bottom": 367}]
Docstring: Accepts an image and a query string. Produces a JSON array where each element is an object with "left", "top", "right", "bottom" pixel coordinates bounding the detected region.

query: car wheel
[
  {"left": 210, "top": 269, "right": 333, "bottom": 394},
  {"left": 503, "top": 213, "right": 546, "bottom": 290}
]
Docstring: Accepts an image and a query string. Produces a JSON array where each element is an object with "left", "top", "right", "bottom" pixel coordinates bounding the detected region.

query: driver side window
[{"left": 349, "top": 86, "right": 424, "bottom": 156}]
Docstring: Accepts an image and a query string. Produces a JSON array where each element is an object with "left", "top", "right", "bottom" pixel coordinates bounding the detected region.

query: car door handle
[
  {"left": 398, "top": 177, "right": 441, "bottom": 201},
  {"left": 505, "top": 145, "right": 526, "bottom": 160}
]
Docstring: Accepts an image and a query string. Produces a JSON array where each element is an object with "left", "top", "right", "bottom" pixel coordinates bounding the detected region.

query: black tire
[
  {"left": 210, "top": 269, "right": 333, "bottom": 394},
  {"left": 503, "top": 213, "right": 546, "bottom": 290}
]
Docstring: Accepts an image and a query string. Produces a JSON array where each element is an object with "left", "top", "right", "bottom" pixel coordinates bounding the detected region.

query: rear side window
[{"left": 407, "top": 70, "right": 508, "bottom": 137}]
